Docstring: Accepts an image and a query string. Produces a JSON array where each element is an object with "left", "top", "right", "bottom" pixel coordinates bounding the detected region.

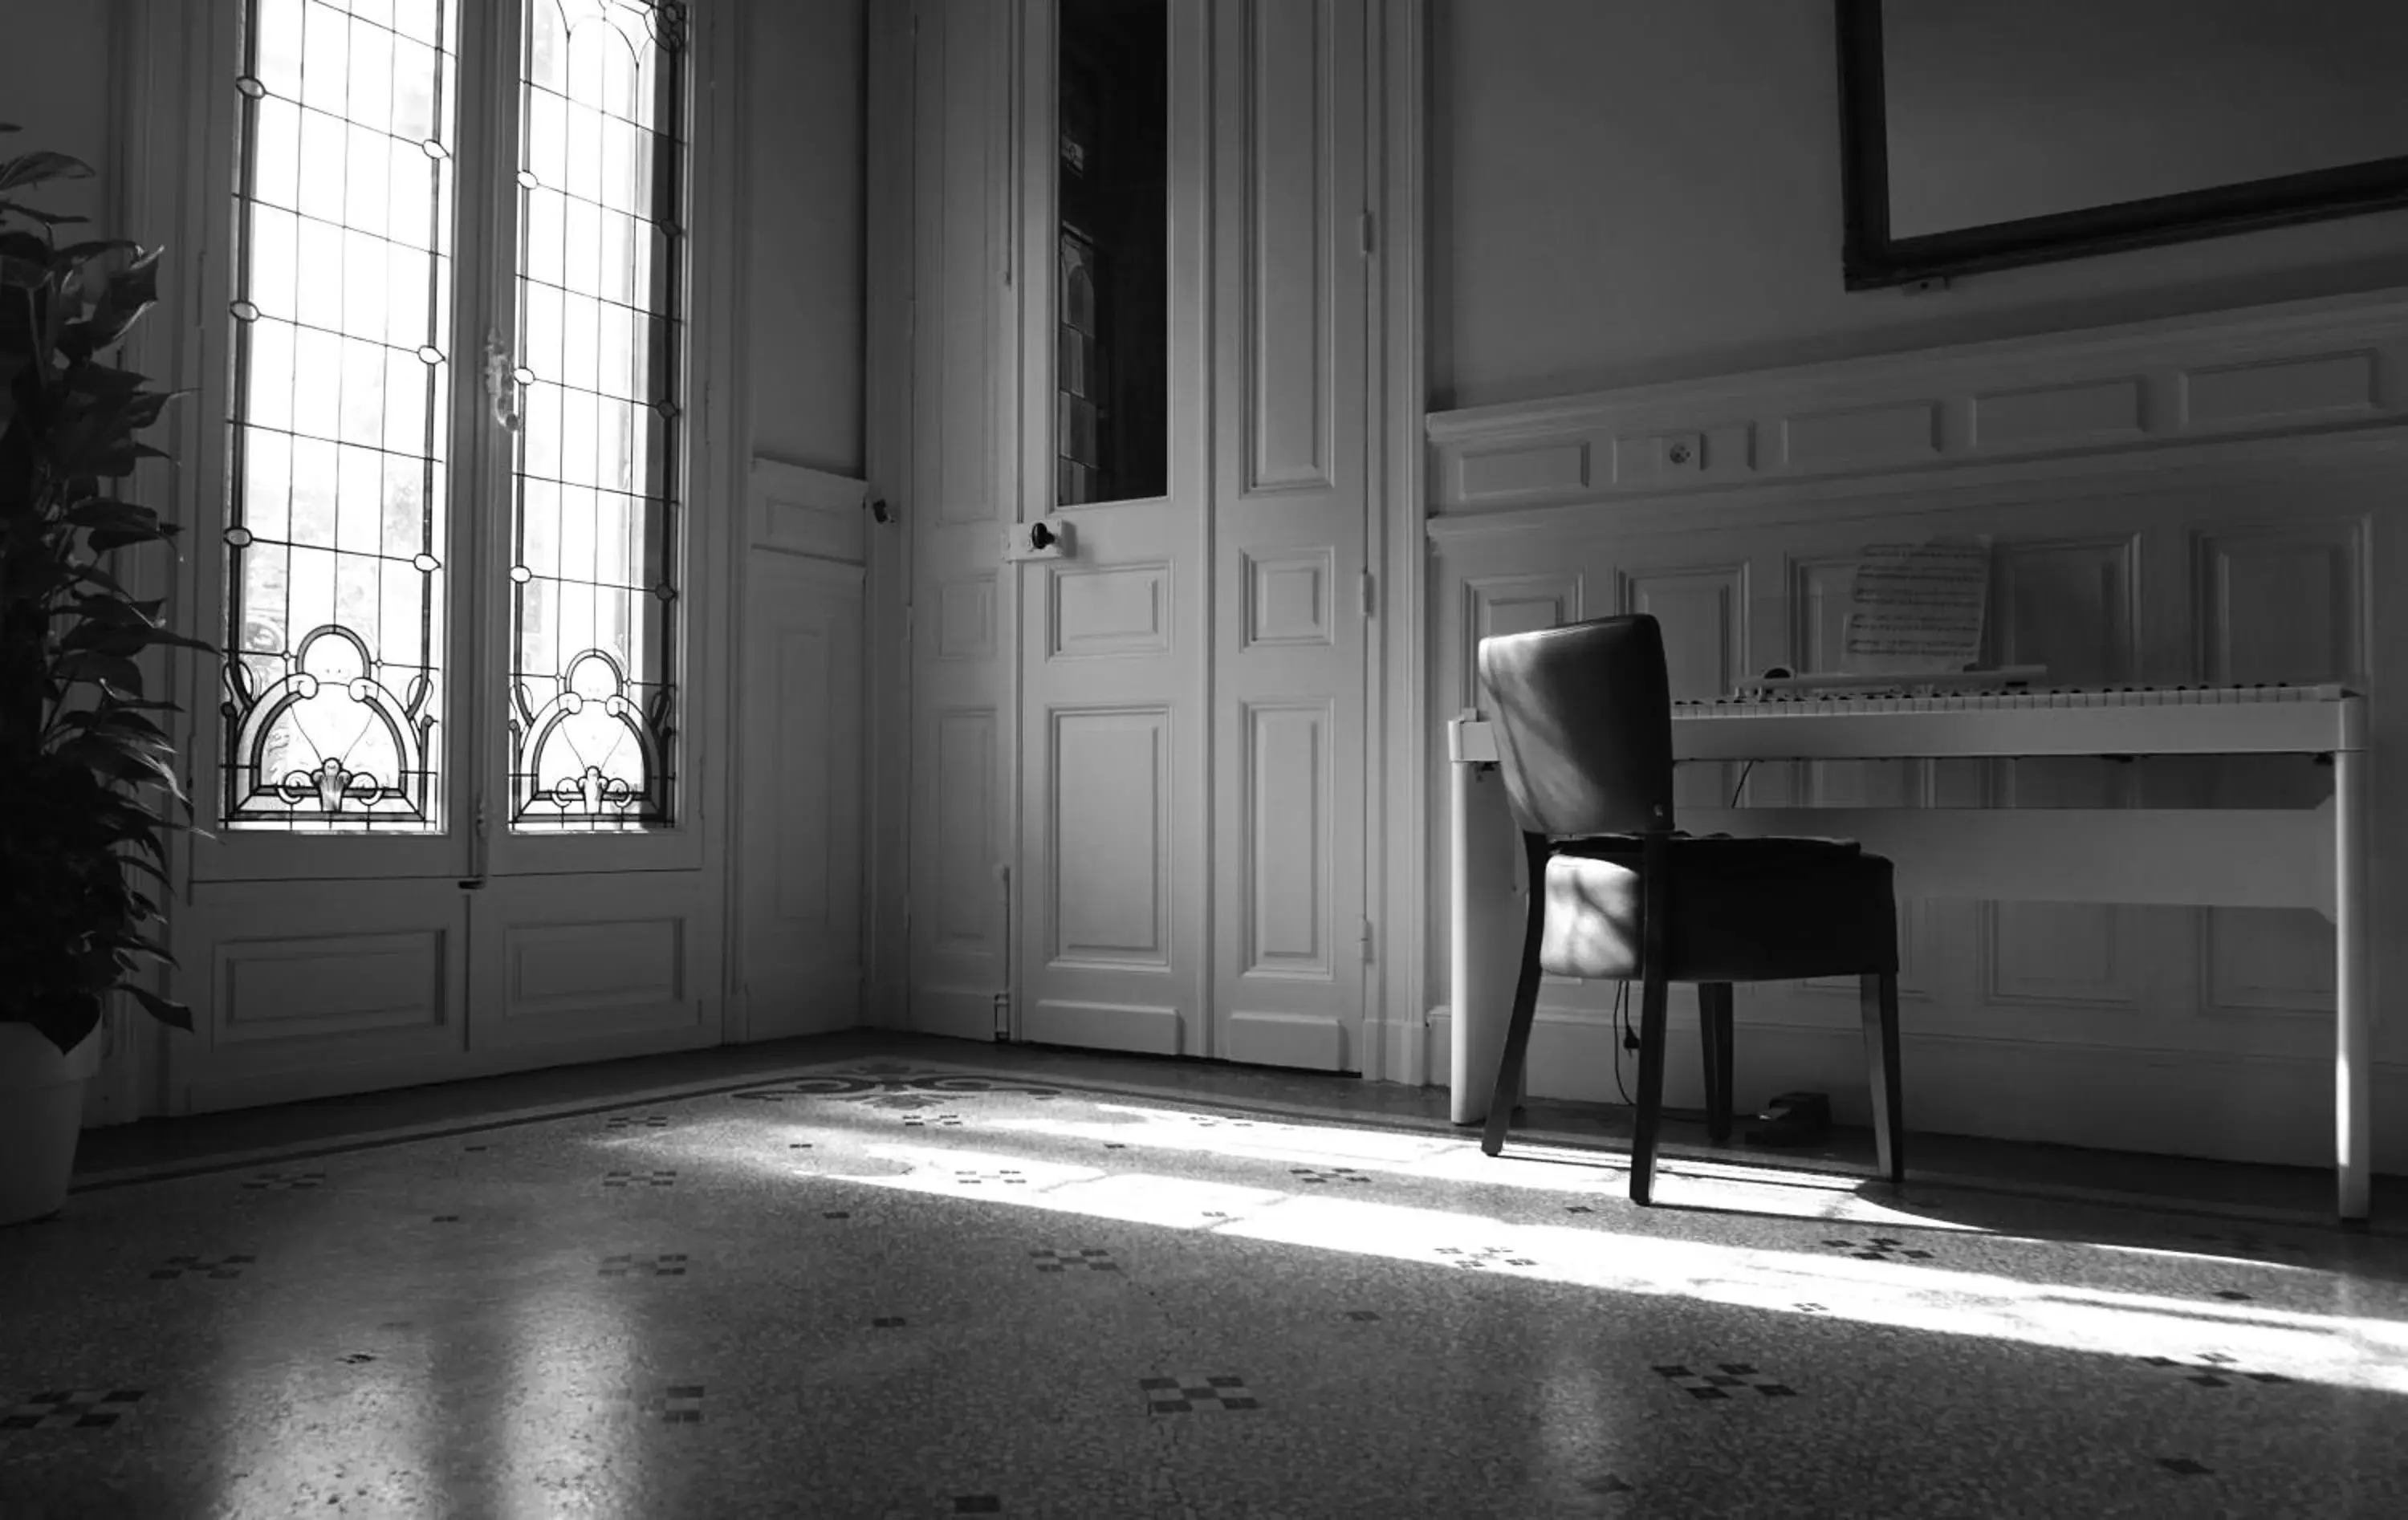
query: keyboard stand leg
[{"left": 2336, "top": 749, "right": 2371, "bottom": 1224}]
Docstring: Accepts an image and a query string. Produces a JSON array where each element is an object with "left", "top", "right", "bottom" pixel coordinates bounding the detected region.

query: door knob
[{"left": 1004, "top": 517, "right": 1072, "bottom": 561}]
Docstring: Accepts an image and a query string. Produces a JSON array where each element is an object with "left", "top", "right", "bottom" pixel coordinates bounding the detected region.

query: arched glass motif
[
  {"left": 224, "top": 625, "right": 436, "bottom": 823},
  {"left": 222, "top": 0, "right": 458, "bottom": 829},
  {"left": 506, "top": 0, "right": 685, "bottom": 829}
]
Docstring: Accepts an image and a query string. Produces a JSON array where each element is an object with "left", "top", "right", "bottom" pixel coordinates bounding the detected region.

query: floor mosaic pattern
[{"left": 3, "top": 1058, "right": 2406, "bottom": 1518}]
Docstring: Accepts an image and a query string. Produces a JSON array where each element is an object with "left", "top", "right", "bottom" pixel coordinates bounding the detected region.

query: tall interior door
[
  {"left": 1009, "top": 0, "right": 1372, "bottom": 1069},
  {"left": 1206, "top": 0, "right": 1369, "bottom": 1071},
  {"left": 1012, "top": 0, "right": 1210, "bottom": 1056}
]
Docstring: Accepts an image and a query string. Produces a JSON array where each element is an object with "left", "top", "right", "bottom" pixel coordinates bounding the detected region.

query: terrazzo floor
[{"left": 5, "top": 1053, "right": 2406, "bottom": 1519}]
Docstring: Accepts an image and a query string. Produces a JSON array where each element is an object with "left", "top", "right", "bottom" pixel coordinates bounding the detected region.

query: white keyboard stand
[{"left": 1446, "top": 683, "right": 2372, "bottom": 1223}]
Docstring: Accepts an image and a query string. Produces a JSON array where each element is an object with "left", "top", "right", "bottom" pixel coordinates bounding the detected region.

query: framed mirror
[{"left": 1837, "top": 0, "right": 2408, "bottom": 289}]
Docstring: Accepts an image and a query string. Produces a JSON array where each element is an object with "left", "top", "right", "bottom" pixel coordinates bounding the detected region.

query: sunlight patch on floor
[
  {"left": 811, "top": 1141, "right": 2408, "bottom": 1396},
  {"left": 985, "top": 1106, "right": 1981, "bottom": 1230}
]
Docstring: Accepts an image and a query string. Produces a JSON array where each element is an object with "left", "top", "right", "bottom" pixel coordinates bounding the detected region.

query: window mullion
[{"left": 445, "top": 0, "right": 527, "bottom": 884}]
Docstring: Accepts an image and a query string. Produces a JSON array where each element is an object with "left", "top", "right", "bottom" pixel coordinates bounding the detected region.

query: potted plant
[{"left": 2, "top": 125, "right": 209, "bottom": 1225}]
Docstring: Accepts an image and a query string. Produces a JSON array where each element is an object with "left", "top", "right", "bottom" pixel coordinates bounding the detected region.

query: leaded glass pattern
[
  {"left": 504, "top": 0, "right": 685, "bottom": 831},
  {"left": 221, "top": 0, "right": 456, "bottom": 830}
]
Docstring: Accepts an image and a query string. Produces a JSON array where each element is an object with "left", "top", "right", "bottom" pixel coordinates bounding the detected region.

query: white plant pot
[{"left": 0, "top": 1022, "right": 103, "bottom": 1226}]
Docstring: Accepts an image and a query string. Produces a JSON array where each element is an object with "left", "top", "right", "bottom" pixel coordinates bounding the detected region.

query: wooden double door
[{"left": 901, "top": 0, "right": 1377, "bottom": 1072}]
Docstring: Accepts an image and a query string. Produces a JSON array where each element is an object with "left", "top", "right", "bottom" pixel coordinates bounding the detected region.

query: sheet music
[{"left": 1841, "top": 537, "right": 1991, "bottom": 677}]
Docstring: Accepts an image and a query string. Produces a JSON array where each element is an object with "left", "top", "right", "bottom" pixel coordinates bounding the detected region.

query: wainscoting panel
[
  {"left": 1617, "top": 560, "right": 1747, "bottom": 811},
  {"left": 469, "top": 872, "right": 714, "bottom": 1051},
  {"left": 502, "top": 918, "right": 685, "bottom": 1018},
  {"left": 216, "top": 931, "right": 450, "bottom": 1047},
  {"left": 1982, "top": 535, "right": 2144, "bottom": 1016},
  {"left": 171, "top": 879, "right": 468, "bottom": 1115},
  {"left": 1426, "top": 288, "right": 2408, "bottom": 522},
  {"left": 1456, "top": 571, "right": 1584, "bottom": 713}
]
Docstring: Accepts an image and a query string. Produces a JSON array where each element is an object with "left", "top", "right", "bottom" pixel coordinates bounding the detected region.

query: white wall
[
  {"left": 0, "top": 2, "right": 120, "bottom": 234},
  {"left": 746, "top": 0, "right": 868, "bottom": 473},
  {"left": 1428, "top": 0, "right": 2408, "bottom": 410}
]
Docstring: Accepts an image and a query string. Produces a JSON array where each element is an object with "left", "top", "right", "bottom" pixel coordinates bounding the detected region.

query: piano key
[{"left": 1668, "top": 685, "right": 2359, "bottom": 761}]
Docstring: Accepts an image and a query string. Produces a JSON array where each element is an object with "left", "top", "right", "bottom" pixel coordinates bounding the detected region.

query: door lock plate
[{"left": 1003, "top": 517, "right": 1073, "bottom": 561}]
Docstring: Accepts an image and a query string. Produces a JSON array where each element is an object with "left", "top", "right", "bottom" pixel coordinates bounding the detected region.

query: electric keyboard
[{"left": 1669, "top": 683, "right": 2361, "bottom": 761}]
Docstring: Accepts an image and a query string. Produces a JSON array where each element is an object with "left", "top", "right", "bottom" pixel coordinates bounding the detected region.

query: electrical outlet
[{"left": 1661, "top": 432, "right": 1705, "bottom": 471}]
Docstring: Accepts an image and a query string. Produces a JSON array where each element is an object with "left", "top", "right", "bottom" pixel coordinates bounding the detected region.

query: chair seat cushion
[{"left": 1539, "top": 835, "right": 1899, "bottom": 982}]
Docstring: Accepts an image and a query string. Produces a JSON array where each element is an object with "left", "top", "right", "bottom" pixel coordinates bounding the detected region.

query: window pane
[
  {"left": 224, "top": 0, "right": 455, "bottom": 830},
  {"left": 508, "top": 0, "right": 685, "bottom": 831},
  {"left": 1056, "top": 0, "right": 1167, "bottom": 506}
]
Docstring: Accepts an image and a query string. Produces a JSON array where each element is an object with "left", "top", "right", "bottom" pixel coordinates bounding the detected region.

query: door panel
[
  {"left": 905, "top": 0, "right": 1017, "bottom": 1041},
  {"left": 167, "top": 877, "right": 471, "bottom": 1113},
  {"left": 465, "top": 869, "right": 718, "bottom": 1052},
  {"left": 1210, "top": 0, "right": 1369, "bottom": 1071},
  {"left": 737, "top": 548, "right": 865, "bottom": 1041},
  {"left": 1015, "top": 0, "right": 1211, "bottom": 1056}
]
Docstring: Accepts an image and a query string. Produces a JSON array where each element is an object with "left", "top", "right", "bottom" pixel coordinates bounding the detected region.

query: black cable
[
  {"left": 1727, "top": 759, "right": 1755, "bottom": 808},
  {"left": 1612, "top": 977, "right": 1632, "bottom": 1106}
]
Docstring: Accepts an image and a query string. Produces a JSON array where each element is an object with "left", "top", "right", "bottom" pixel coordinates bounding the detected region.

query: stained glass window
[
  {"left": 222, "top": 0, "right": 455, "bottom": 830},
  {"left": 506, "top": 0, "right": 685, "bottom": 830}
]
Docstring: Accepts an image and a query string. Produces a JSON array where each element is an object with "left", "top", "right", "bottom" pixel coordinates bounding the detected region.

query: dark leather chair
[{"left": 1474, "top": 614, "right": 1905, "bottom": 1205}]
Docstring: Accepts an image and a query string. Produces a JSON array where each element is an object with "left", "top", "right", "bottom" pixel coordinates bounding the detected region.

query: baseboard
[
  {"left": 1366, "top": 1014, "right": 1428, "bottom": 1088},
  {"left": 176, "top": 1020, "right": 724, "bottom": 1116}
]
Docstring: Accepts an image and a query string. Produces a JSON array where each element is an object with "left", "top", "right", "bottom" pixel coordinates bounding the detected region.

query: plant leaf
[
  {"left": 50, "top": 237, "right": 138, "bottom": 278},
  {"left": 116, "top": 852, "right": 172, "bottom": 888},
  {"left": 63, "top": 741, "right": 179, "bottom": 791},
  {"left": 124, "top": 984, "right": 195, "bottom": 1032},
  {"left": 65, "top": 499, "right": 162, "bottom": 534},
  {"left": 0, "top": 149, "right": 95, "bottom": 193},
  {"left": 53, "top": 649, "right": 144, "bottom": 691},
  {"left": 79, "top": 245, "right": 161, "bottom": 354},
  {"left": 0, "top": 200, "right": 91, "bottom": 228}
]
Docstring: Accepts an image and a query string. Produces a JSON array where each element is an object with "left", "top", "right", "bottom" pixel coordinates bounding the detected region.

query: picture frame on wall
[{"left": 1835, "top": 0, "right": 2408, "bottom": 289}]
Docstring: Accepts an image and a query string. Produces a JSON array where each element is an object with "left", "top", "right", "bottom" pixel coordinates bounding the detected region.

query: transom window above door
[{"left": 218, "top": 0, "right": 689, "bottom": 835}]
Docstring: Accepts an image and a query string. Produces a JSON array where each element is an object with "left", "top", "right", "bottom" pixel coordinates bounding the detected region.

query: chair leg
[
  {"left": 1481, "top": 835, "right": 1553, "bottom": 1158},
  {"left": 1629, "top": 831, "right": 1674, "bottom": 1206},
  {"left": 1860, "top": 969, "right": 1904, "bottom": 1185},
  {"left": 1628, "top": 965, "right": 1672, "bottom": 1205},
  {"left": 1699, "top": 981, "right": 1734, "bottom": 1144}
]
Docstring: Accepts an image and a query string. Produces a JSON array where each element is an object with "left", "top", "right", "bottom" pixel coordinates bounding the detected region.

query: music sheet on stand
[{"left": 1841, "top": 537, "right": 1991, "bottom": 677}]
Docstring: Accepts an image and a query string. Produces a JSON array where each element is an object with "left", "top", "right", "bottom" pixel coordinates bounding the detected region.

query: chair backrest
[{"left": 1477, "top": 614, "right": 1676, "bottom": 838}]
